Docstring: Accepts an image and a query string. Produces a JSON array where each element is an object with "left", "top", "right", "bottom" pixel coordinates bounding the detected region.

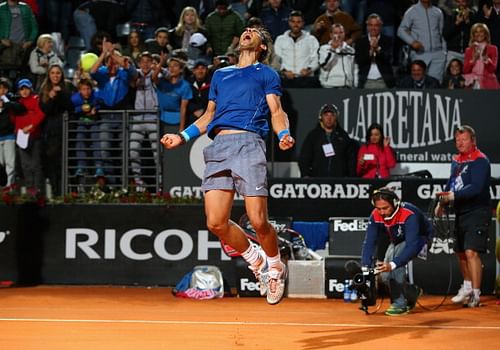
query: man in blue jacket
[
  {"left": 435, "top": 125, "right": 491, "bottom": 308},
  {"left": 362, "top": 187, "right": 432, "bottom": 316},
  {"left": 90, "top": 39, "right": 136, "bottom": 180}
]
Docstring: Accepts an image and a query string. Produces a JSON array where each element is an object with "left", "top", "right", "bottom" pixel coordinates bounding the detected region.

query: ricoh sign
[{"left": 65, "top": 228, "right": 231, "bottom": 261}]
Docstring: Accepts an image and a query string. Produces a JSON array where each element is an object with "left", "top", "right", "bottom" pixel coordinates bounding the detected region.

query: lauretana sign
[{"left": 163, "top": 89, "right": 499, "bottom": 196}]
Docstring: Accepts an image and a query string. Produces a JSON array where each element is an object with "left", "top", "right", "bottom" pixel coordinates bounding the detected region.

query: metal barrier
[{"left": 62, "top": 109, "right": 161, "bottom": 194}]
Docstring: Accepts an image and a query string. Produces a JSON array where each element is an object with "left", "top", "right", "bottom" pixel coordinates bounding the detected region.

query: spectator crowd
[{"left": 0, "top": 0, "right": 499, "bottom": 196}]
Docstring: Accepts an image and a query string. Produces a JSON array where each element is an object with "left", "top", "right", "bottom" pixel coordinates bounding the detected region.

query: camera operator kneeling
[{"left": 361, "top": 188, "right": 433, "bottom": 316}]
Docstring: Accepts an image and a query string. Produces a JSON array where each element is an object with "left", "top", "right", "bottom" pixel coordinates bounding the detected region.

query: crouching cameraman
[{"left": 361, "top": 187, "right": 433, "bottom": 316}]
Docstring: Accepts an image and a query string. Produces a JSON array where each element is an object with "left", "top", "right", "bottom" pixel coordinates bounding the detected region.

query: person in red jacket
[
  {"left": 463, "top": 23, "right": 500, "bottom": 89},
  {"left": 14, "top": 78, "right": 45, "bottom": 192},
  {"left": 356, "top": 123, "right": 396, "bottom": 178}
]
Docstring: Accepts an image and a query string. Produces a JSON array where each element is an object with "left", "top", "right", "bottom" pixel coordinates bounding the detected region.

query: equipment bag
[{"left": 173, "top": 265, "right": 224, "bottom": 299}]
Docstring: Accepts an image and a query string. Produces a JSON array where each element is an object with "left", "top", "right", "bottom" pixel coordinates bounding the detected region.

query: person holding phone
[
  {"left": 356, "top": 123, "right": 396, "bottom": 178},
  {"left": 318, "top": 23, "right": 357, "bottom": 88}
]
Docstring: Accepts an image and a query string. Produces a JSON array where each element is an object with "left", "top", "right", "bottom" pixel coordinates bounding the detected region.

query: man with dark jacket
[
  {"left": 355, "top": 13, "right": 395, "bottom": 89},
  {"left": 299, "top": 103, "right": 357, "bottom": 177},
  {"left": 397, "top": 59, "right": 440, "bottom": 88},
  {"left": 126, "top": 0, "right": 169, "bottom": 40},
  {"left": 259, "top": 0, "right": 291, "bottom": 41},
  {"left": 205, "top": 0, "right": 245, "bottom": 56},
  {"left": 434, "top": 125, "right": 491, "bottom": 308},
  {"left": 187, "top": 59, "right": 211, "bottom": 124},
  {"left": 311, "top": 0, "right": 361, "bottom": 46},
  {"left": 443, "top": 0, "right": 476, "bottom": 64}
]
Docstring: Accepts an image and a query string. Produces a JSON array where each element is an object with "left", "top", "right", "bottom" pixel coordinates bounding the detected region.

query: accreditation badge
[{"left": 322, "top": 143, "right": 335, "bottom": 157}]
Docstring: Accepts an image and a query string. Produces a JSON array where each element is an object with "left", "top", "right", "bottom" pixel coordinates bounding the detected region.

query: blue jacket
[
  {"left": 71, "top": 90, "right": 101, "bottom": 119},
  {"left": 91, "top": 65, "right": 136, "bottom": 108},
  {"left": 445, "top": 148, "right": 491, "bottom": 214},
  {"left": 259, "top": 5, "right": 291, "bottom": 41},
  {"left": 362, "top": 202, "right": 432, "bottom": 268}
]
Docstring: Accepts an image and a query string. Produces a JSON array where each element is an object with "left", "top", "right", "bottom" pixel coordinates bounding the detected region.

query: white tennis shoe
[
  {"left": 266, "top": 263, "right": 287, "bottom": 305},
  {"left": 248, "top": 254, "right": 268, "bottom": 296},
  {"left": 451, "top": 284, "right": 472, "bottom": 304}
]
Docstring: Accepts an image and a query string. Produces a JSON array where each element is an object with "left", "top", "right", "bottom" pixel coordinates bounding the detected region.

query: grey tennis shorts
[{"left": 201, "top": 132, "right": 268, "bottom": 196}]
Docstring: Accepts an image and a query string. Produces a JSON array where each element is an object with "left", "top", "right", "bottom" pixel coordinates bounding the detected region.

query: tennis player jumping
[{"left": 161, "top": 27, "right": 294, "bottom": 304}]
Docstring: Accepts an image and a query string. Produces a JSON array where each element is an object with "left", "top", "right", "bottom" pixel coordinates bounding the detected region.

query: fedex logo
[
  {"left": 239, "top": 278, "right": 261, "bottom": 292},
  {"left": 333, "top": 219, "right": 369, "bottom": 232},
  {"left": 328, "top": 279, "right": 349, "bottom": 293}
]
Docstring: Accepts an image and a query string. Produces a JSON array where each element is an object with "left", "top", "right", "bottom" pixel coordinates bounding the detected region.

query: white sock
[
  {"left": 464, "top": 280, "right": 472, "bottom": 291},
  {"left": 267, "top": 254, "right": 282, "bottom": 271},
  {"left": 241, "top": 243, "right": 262, "bottom": 267},
  {"left": 473, "top": 288, "right": 481, "bottom": 299}
]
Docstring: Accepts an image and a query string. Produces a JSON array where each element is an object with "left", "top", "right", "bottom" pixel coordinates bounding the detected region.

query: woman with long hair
[
  {"left": 463, "top": 23, "right": 500, "bottom": 89},
  {"left": 169, "top": 6, "right": 207, "bottom": 50},
  {"left": 443, "top": 58, "right": 466, "bottom": 89},
  {"left": 356, "top": 123, "right": 396, "bottom": 179},
  {"left": 121, "top": 30, "right": 146, "bottom": 65},
  {"left": 39, "top": 64, "right": 75, "bottom": 196}
]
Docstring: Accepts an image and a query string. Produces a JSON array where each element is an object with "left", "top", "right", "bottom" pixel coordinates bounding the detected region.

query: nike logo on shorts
[{"left": 256, "top": 186, "right": 264, "bottom": 191}]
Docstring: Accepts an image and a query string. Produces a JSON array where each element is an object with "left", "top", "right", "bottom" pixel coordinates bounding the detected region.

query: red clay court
[{"left": 0, "top": 286, "right": 499, "bottom": 349}]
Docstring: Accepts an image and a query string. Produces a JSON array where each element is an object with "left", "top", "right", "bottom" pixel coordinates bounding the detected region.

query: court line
[{"left": 1, "top": 318, "right": 500, "bottom": 330}]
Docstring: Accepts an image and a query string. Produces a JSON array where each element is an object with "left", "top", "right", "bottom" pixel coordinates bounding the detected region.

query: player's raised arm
[
  {"left": 161, "top": 100, "right": 216, "bottom": 149},
  {"left": 266, "top": 93, "right": 295, "bottom": 151}
]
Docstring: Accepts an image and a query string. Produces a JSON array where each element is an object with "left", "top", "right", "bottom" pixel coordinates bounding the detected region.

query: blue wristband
[
  {"left": 180, "top": 124, "right": 201, "bottom": 143},
  {"left": 278, "top": 129, "right": 290, "bottom": 140}
]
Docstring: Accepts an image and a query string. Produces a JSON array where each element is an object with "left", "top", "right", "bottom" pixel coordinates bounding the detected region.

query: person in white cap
[{"left": 187, "top": 32, "right": 210, "bottom": 64}]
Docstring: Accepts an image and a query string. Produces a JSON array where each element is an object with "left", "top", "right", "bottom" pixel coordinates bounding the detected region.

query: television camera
[{"left": 345, "top": 260, "right": 381, "bottom": 314}]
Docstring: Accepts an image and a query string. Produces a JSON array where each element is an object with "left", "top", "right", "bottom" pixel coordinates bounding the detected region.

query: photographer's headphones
[{"left": 371, "top": 187, "right": 401, "bottom": 208}]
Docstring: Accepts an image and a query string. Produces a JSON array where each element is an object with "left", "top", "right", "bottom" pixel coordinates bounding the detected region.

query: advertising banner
[
  {"left": 0, "top": 205, "right": 244, "bottom": 286},
  {"left": 268, "top": 178, "right": 500, "bottom": 221},
  {"left": 163, "top": 89, "right": 500, "bottom": 196},
  {"left": 0, "top": 204, "right": 497, "bottom": 294},
  {"left": 0, "top": 206, "right": 19, "bottom": 283},
  {"left": 286, "top": 89, "right": 500, "bottom": 165}
]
